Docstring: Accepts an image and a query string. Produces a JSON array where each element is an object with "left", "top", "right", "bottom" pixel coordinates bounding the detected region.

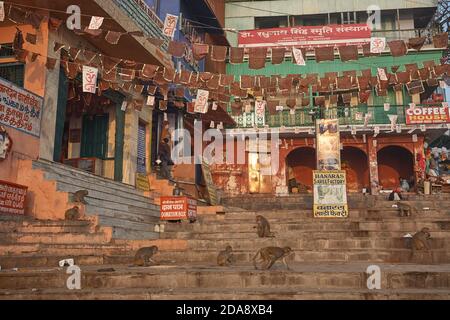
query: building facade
[{"left": 210, "top": 0, "right": 449, "bottom": 196}]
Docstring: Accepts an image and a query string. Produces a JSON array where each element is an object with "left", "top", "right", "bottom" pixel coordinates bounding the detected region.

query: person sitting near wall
[
  {"left": 158, "top": 137, "right": 174, "bottom": 182},
  {"left": 400, "top": 177, "right": 410, "bottom": 192},
  {"left": 388, "top": 188, "right": 403, "bottom": 201}
]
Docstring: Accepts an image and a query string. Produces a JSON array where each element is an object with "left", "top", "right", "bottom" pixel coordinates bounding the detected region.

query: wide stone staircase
[
  {"left": 20, "top": 159, "right": 162, "bottom": 240},
  {"left": 1, "top": 193, "right": 450, "bottom": 299}
]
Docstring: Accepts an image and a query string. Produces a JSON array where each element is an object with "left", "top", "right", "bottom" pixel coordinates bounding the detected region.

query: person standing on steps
[{"left": 158, "top": 137, "right": 174, "bottom": 181}]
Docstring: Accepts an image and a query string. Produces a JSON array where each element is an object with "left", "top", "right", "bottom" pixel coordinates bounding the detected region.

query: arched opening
[
  {"left": 341, "top": 146, "right": 369, "bottom": 192},
  {"left": 286, "top": 147, "right": 316, "bottom": 192},
  {"left": 377, "top": 146, "right": 414, "bottom": 190}
]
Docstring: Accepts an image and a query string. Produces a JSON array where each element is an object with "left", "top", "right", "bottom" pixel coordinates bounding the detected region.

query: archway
[
  {"left": 377, "top": 146, "right": 414, "bottom": 190},
  {"left": 285, "top": 147, "right": 316, "bottom": 191},
  {"left": 341, "top": 146, "right": 369, "bottom": 192}
]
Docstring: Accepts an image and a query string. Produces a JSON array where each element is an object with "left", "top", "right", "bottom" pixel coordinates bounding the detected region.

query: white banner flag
[
  {"left": 370, "top": 37, "right": 386, "bottom": 54},
  {"left": 88, "top": 16, "right": 104, "bottom": 30},
  {"left": 388, "top": 114, "right": 398, "bottom": 131},
  {"left": 384, "top": 103, "right": 390, "bottom": 111},
  {"left": 82, "top": 66, "right": 98, "bottom": 93},
  {"left": 0, "top": 2, "right": 5, "bottom": 22},
  {"left": 255, "top": 100, "right": 266, "bottom": 117},
  {"left": 163, "top": 14, "right": 179, "bottom": 39},
  {"left": 292, "top": 48, "right": 306, "bottom": 66},
  {"left": 377, "top": 68, "right": 388, "bottom": 81},
  {"left": 194, "top": 89, "right": 209, "bottom": 113},
  {"left": 146, "top": 95, "right": 155, "bottom": 106}
]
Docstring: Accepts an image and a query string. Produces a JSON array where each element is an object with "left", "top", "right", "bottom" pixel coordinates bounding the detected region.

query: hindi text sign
[
  {"left": 313, "top": 171, "right": 348, "bottom": 218},
  {"left": 0, "top": 180, "right": 28, "bottom": 215}
]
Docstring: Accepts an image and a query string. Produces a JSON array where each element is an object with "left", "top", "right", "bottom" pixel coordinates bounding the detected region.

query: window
[
  {"left": 0, "top": 63, "right": 25, "bottom": 87},
  {"left": 0, "top": 43, "right": 14, "bottom": 58},
  {"left": 295, "top": 15, "right": 327, "bottom": 26},
  {"left": 255, "top": 16, "right": 288, "bottom": 29}
]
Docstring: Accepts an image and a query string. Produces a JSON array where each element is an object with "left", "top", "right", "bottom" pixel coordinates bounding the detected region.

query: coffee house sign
[{"left": 405, "top": 104, "right": 450, "bottom": 125}]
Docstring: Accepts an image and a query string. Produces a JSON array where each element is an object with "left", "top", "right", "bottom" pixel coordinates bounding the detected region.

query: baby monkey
[
  {"left": 253, "top": 246, "right": 293, "bottom": 270},
  {"left": 65, "top": 206, "right": 80, "bottom": 221},
  {"left": 217, "top": 245, "right": 235, "bottom": 267},
  {"left": 134, "top": 246, "right": 159, "bottom": 267},
  {"left": 254, "top": 215, "right": 275, "bottom": 238}
]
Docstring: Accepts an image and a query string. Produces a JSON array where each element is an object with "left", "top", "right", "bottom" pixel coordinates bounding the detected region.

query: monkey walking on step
[
  {"left": 397, "top": 201, "right": 416, "bottom": 217},
  {"left": 133, "top": 246, "right": 159, "bottom": 267},
  {"left": 217, "top": 246, "right": 235, "bottom": 267},
  {"left": 253, "top": 247, "right": 293, "bottom": 270},
  {"left": 254, "top": 215, "right": 275, "bottom": 238}
]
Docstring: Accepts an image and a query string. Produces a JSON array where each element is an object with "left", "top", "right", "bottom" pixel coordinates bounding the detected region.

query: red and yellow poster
[
  {"left": 405, "top": 105, "right": 450, "bottom": 124},
  {"left": 160, "top": 196, "right": 197, "bottom": 221}
]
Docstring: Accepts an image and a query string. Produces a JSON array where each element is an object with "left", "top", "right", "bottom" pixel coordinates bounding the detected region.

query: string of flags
[{"left": 1, "top": 1, "right": 449, "bottom": 119}]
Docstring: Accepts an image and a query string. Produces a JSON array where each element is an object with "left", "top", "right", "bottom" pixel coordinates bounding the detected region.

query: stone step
[
  {"left": 0, "top": 231, "right": 112, "bottom": 245},
  {"left": 111, "top": 227, "right": 159, "bottom": 240},
  {"left": 1, "top": 287, "right": 449, "bottom": 300},
  {"left": 1, "top": 264, "right": 449, "bottom": 291},
  {"left": 0, "top": 220, "right": 94, "bottom": 234},
  {"left": 0, "top": 254, "right": 131, "bottom": 269},
  {"left": 162, "top": 220, "right": 450, "bottom": 233},
  {"left": 33, "top": 160, "right": 141, "bottom": 196},
  {"left": 160, "top": 230, "right": 450, "bottom": 240},
  {"left": 180, "top": 238, "right": 450, "bottom": 251},
  {"left": 155, "top": 249, "right": 450, "bottom": 264}
]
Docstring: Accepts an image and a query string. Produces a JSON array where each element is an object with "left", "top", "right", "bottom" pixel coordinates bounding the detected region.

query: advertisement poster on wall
[
  {"left": 405, "top": 104, "right": 450, "bottom": 124},
  {"left": 0, "top": 78, "right": 43, "bottom": 137},
  {"left": 313, "top": 171, "right": 348, "bottom": 218},
  {"left": 316, "top": 119, "right": 341, "bottom": 171}
]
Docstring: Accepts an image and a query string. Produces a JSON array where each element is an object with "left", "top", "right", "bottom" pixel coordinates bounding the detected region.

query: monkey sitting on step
[
  {"left": 65, "top": 206, "right": 81, "bottom": 221},
  {"left": 397, "top": 201, "right": 417, "bottom": 217},
  {"left": 72, "top": 190, "right": 89, "bottom": 204},
  {"left": 134, "top": 246, "right": 159, "bottom": 267},
  {"left": 217, "top": 246, "right": 235, "bottom": 267},
  {"left": 254, "top": 215, "right": 275, "bottom": 238},
  {"left": 253, "top": 247, "right": 293, "bottom": 270},
  {"left": 411, "top": 228, "right": 431, "bottom": 258}
]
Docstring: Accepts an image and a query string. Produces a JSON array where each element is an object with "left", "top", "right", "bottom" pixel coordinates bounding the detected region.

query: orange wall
[{"left": 0, "top": 22, "right": 49, "bottom": 183}]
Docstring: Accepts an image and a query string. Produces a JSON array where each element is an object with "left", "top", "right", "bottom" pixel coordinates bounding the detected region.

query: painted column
[{"left": 367, "top": 136, "right": 380, "bottom": 195}]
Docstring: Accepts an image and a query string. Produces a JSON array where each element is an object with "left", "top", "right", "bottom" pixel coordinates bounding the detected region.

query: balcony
[
  {"left": 113, "top": 0, "right": 169, "bottom": 49},
  {"left": 230, "top": 104, "right": 447, "bottom": 128},
  {"left": 372, "top": 27, "right": 443, "bottom": 46}
]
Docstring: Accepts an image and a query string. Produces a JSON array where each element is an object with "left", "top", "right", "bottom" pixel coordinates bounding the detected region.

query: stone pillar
[
  {"left": 39, "top": 30, "right": 62, "bottom": 161},
  {"left": 122, "top": 108, "right": 138, "bottom": 185},
  {"left": 367, "top": 136, "right": 380, "bottom": 195}
]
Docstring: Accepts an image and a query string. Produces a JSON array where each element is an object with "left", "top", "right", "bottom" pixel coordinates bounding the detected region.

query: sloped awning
[{"left": 201, "top": 105, "right": 236, "bottom": 127}]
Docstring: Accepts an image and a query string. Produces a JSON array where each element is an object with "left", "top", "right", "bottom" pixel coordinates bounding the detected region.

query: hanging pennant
[
  {"left": 88, "top": 16, "right": 104, "bottom": 30},
  {"left": 105, "top": 31, "right": 123, "bottom": 45},
  {"left": 163, "top": 14, "right": 178, "bottom": 39},
  {"left": 384, "top": 103, "right": 390, "bottom": 111},
  {"left": 370, "top": 37, "right": 386, "bottom": 54},
  {"left": 146, "top": 95, "right": 155, "bottom": 106},
  {"left": 121, "top": 101, "right": 128, "bottom": 111},
  {"left": 364, "top": 113, "right": 372, "bottom": 127},
  {"left": 292, "top": 48, "right": 306, "bottom": 66},
  {"left": 194, "top": 89, "right": 209, "bottom": 113},
  {"left": 0, "top": 2, "right": 4, "bottom": 22},
  {"left": 82, "top": 66, "right": 98, "bottom": 94},
  {"left": 377, "top": 68, "right": 388, "bottom": 81},
  {"left": 388, "top": 114, "right": 398, "bottom": 131},
  {"left": 255, "top": 100, "right": 266, "bottom": 117}
]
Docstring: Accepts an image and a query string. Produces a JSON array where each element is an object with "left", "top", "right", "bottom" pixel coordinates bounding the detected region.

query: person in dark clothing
[
  {"left": 158, "top": 138, "right": 173, "bottom": 181},
  {"left": 388, "top": 188, "right": 403, "bottom": 201}
]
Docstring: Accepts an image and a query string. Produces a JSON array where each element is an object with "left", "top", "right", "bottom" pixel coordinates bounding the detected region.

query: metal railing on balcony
[
  {"left": 112, "top": 0, "right": 169, "bottom": 50},
  {"left": 230, "top": 104, "right": 444, "bottom": 128}
]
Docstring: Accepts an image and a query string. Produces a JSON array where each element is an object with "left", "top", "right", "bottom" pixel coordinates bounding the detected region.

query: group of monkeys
[
  {"left": 65, "top": 190, "right": 432, "bottom": 266},
  {"left": 218, "top": 215, "right": 294, "bottom": 270}
]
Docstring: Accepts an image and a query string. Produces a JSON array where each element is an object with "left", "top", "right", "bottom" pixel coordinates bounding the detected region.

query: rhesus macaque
[
  {"left": 397, "top": 201, "right": 416, "bottom": 217},
  {"left": 72, "top": 190, "right": 89, "bottom": 204},
  {"left": 217, "top": 246, "right": 235, "bottom": 267},
  {"left": 65, "top": 206, "right": 80, "bottom": 221},
  {"left": 252, "top": 247, "right": 293, "bottom": 270},
  {"left": 254, "top": 215, "right": 275, "bottom": 238},
  {"left": 134, "top": 246, "right": 159, "bottom": 267},
  {"left": 411, "top": 228, "right": 431, "bottom": 256}
]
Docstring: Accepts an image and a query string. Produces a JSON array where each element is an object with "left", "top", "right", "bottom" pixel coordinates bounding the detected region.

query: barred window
[{"left": 0, "top": 63, "right": 25, "bottom": 87}]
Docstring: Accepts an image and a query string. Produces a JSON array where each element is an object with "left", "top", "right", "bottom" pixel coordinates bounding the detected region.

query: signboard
[
  {"left": 194, "top": 89, "right": 209, "bottom": 114},
  {"left": 201, "top": 160, "right": 218, "bottom": 205},
  {"left": 0, "top": 77, "right": 43, "bottom": 137},
  {"left": 316, "top": 119, "right": 341, "bottom": 171},
  {"left": 405, "top": 105, "right": 450, "bottom": 124},
  {"left": 313, "top": 171, "right": 348, "bottom": 218},
  {"left": 160, "top": 196, "right": 197, "bottom": 220},
  {"left": 82, "top": 66, "right": 98, "bottom": 93},
  {"left": 163, "top": 14, "right": 179, "bottom": 39},
  {"left": 238, "top": 24, "right": 371, "bottom": 48},
  {"left": 0, "top": 180, "right": 28, "bottom": 215},
  {"left": 135, "top": 173, "right": 150, "bottom": 192}
]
